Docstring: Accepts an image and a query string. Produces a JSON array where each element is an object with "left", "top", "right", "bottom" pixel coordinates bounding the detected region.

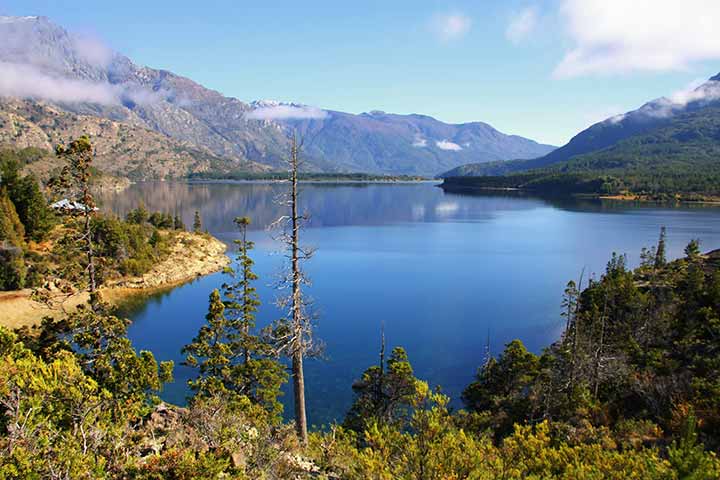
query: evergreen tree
[
  {"left": 0, "top": 157, "right": 54, "bottom": 242},
  {"left": 462, "top": 339, "right": 540, "bottom": 437},
  {"left": 126, "top": 202, "right": 149, "bottom": 224},
  {"left": 183, "top": 289, "right": 233, "bottom": 397},
  {"left": 655, "top": 226, "right": 667, "bottom": 269},
  {"left": 53, "top": 136, "right": 99, "bottom": 292},
  {"left": 62, "top": 293, "right": 173, "bottom": 411},
  {"left": 685, "top": 239, "right": 701, "bottom": 259},
  {"left": 184, "top": 218, "right": 286, "bottom": 418},
  {"left": 0, "top": 189, "right": 26, "bottom": 290},
  {"left": 344, "top": 345, "right": 419, "bottom": 434},
  {"left": 173, "top": 213, "right": 185, "bottom": 231},
  {"left": 193, "top": 210, "right": 202, "bottom": 233}
]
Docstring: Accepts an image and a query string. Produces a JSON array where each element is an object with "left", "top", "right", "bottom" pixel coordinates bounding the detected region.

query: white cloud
[
  {"left": 412, "top": 134, "right": 427, "bottom": 147},
  {"left": 435, "top": 140, "right": 463, "bottom": 151},
  {"left": 0, "top": 61, "right": 120, "bottom": 104},
  {"left": 582, "top": 105, "right": 626, "bottom": 127},
  {"left": 586, "top": 76, "right": 720, "bottom": 127},
  {"left": 506, "top": 7, "right": 538, "bottom": 44},
  {"left": 669, "top": 77, "right": 720, "bottom": 105},
  {"left": 554, "top": 0, "right": 720, "bottom": 78},
  {"left": 246, "top": 105, "right": 328, "bottom": 120},
  {"left": 431, "top": 13, "right": 472, "bottom": 42},
  {"left": 71, "top": 33, "right": 114, "bottom": 68},
  {"left": 0, "top": 61, "right": 175, "bottom": 107}
]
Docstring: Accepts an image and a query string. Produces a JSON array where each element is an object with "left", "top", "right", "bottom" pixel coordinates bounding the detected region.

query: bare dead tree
[{"left": 267, "top": 133, "right": 319, "bottom": 444}]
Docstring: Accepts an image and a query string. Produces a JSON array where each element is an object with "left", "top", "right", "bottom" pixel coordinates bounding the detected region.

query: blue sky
[{"left": 2, "top": 0, "right": 719, "bottom": 146}]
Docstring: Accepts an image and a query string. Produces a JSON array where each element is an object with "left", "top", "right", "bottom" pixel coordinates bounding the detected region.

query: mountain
[
  {"left": 441, "top": 103, "right": 720, "bottom": 198},
  {"left": 277, "top": 109, "right": 555, "bottom": 175},
  {"left": 0, "top": 97, "right": 269, "bottom": 180},
  {"left": 0, "top": 15, "right": 554, "bottom": 177},
  {"left": 443, "top": 73, "right": 720, "bottom": 178}
]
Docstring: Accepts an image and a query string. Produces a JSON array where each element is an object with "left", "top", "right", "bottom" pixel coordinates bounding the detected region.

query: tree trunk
[
  {"left": 292, "top": 349, "right": 308, "bottom": 442},
  {"left": 83, "top": 184, "right": 96, "bottom": 293},
  {"left": 290, "top": 135, "right": 308, "bottom": 444}
]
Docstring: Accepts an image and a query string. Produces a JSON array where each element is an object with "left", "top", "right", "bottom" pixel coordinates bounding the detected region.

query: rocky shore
[{"left": 0, "top": 232, "right": 229, "bottom": 329}]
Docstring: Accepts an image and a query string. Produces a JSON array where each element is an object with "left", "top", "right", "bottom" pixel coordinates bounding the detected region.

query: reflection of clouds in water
[
  {"left": 411, "top": 204, "right": 426, "bottom": 221},
  {"left": 99, "top": 182, "right": 555, "bottom": 235},
  {"left": 435, "top": 202, "right": 460, "bottom": 216}
]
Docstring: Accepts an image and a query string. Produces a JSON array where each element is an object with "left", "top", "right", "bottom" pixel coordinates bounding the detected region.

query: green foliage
[
  {"left": 173, "top": 213, "right": 185, "bottom": 231},
  {"left": 0, "top": 190, "right": 26, "bottom": 290},
  {"left": 0, "top": 327, "right": 122, "bottom": 478},
  {"left": 312, "top": 409, "right": 680, "bottom": 479},
  {"left": 0, "top": 150, "right": 55, "bottom": 242},
  {"left": 184, "top": 218, "right": 286, "bottom": 419},
  {"left": 668, "top": 412, "right": 720, "bottom": 480},
  {"left": 29, "top": 293, "right": 173, "bottom": 415},
  {"left": 193, "top": 210, "right": 202, "bottom": 233},
  {"left": 459, "top": 236, "right": 720, "bottom": 458},
  {"left": 443, "top": 106, "right": 720, "bottom": 199},
  {"left": 343, "top": 346, "right": 421, "bottom": 434},
  {"left": 126, "top": 202, "right": 149, "bottom": 224},
  {"left": 462, "top": 339, "right": 541, "bottom": 437}
]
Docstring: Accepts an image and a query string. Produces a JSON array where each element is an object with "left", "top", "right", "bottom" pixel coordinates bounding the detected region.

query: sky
[{"left": 2, "top": 0, "right": 720, "bottom": 146}]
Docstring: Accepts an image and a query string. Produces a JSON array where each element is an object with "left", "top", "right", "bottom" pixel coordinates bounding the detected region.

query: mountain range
[
  {"left": 442, "top": 73, "right": 720, "bottom": 178},
  {"left": 0, "top": 15, "right": 555, "bottom": 178}
]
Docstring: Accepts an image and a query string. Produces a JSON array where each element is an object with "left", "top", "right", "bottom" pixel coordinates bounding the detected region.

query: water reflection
[
  {"left": 102, "top": 181, "right": 720, "bottom": 426},
  {"left": 97, "top": 182, "right": 553, "bottom": 235}
]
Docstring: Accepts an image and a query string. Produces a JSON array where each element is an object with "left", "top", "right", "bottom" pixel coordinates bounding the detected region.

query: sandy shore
[{"left": 0, "top": 232, "right": 229, "bottom": 330}]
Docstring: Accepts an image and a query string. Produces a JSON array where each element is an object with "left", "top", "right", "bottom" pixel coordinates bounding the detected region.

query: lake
[{"left": 98, "top": 182, "right": 720, "bottom": 426}]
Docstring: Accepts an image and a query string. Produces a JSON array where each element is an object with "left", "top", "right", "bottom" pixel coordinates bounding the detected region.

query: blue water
[{"left": 99, "top": 182, "right": 720, "bottom": 426}]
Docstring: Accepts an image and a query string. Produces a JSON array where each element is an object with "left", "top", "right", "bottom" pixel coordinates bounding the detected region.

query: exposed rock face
[
  {"left": 0, "top": 98, "right": 269, "bottom": 180},
  {"left": 0, "top": 15, "right": 555, "bottom": 177}
]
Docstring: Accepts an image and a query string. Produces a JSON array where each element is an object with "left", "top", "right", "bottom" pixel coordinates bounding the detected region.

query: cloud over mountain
[
  {"left": 436, "top": 140, "right": 463, "bottom": 151},
  {"left": 246, "top": 104, "right": 328, "bottom": 120},
  {"left": 0, "top": 61, "right": 120, "bottom": 104}
]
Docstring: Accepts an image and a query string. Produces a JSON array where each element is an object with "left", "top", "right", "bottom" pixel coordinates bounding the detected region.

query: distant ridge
[
  {"left": 443, "top": 71, "right": 720, "bottom": 178},
  {"left": 0, "top": 15, "right": 555, "bottom": 177}
]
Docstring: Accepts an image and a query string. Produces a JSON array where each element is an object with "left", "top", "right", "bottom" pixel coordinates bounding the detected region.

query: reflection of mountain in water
[
  {"left": 440, "top": 187, "right": 720, "bottom": 215},
  {"left": 97, "top": 182, "right": 554, "bottom": 235}
]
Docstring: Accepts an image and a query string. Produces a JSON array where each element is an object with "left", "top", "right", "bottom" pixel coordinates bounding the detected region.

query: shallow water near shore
[{"left": 99, "top": 181, "right": 720, "bottom": 426}]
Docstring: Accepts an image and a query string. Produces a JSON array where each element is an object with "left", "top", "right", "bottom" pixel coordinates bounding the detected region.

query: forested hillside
[
  {"left": 442, "top": 105, "right": 720, "bottom": 199},
  {"left": 441, "top": 73, "right": 720, "bottom": 199}
]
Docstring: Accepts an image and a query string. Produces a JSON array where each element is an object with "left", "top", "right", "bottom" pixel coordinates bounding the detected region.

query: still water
[{"left": 98, "top": 182, "right": 720, "bottom": 426}]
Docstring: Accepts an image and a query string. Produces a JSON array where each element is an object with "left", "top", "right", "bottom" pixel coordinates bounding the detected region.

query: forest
[
  {"left": 1, "top": 139, "right": 720, "bottom": 478},
  {"left": 442, "top": 106, "right": 720, "bottom": 200},
  {"left": 0, "top": 145, "right": 194, "bottom": 292}
]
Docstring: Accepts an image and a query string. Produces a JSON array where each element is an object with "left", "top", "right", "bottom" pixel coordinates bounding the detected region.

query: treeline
[
  {"left": 0, "top": 145, "right": 189, "bottom": 291},
  {"left": 188, "top": 171, "right": 427, "bottom": 182},
  {"left": 442, "top": 106, "right": 720, "bottom": 199},
  {"left": 3, "top": 224, "right": 720, "bottom": 477}
]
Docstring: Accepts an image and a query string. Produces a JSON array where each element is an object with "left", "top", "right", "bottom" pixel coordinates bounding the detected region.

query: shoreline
[
  {"left": 0, "top": 232, "right": 230, "bottom": 330},
  {"left": 439, "top": 184, "right": 720, "bottom": 205}
]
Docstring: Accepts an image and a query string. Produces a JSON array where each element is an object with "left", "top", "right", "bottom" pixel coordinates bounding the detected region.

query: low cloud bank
[
  {"left": 0, "top": 61, "right": 119, "bottom": 104},
  {"left": 436, "top": 140, "right": 463, "bottom": 151},
  {"left": 246, "top": 105, "right": 328, "bottom": 121},
  {"left": 0, "top": 61, "right": 174, "bottom": 107}
]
